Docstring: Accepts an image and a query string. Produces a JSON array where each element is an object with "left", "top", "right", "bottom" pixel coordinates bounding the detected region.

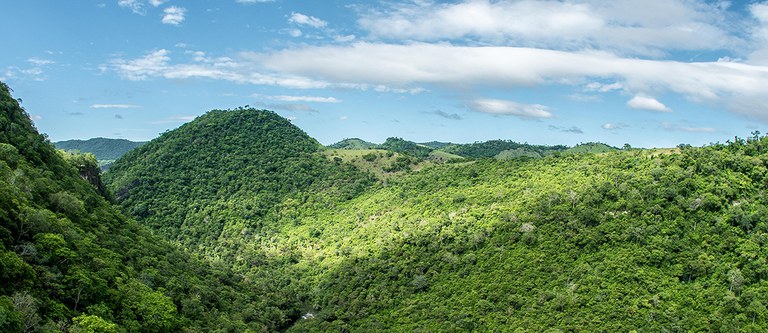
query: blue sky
[{"left": 2, "top": 0, "right": 767, "bottom": 147}]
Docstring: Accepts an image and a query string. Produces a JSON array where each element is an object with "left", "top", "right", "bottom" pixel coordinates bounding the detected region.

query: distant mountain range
[
  {"left": 54, "top": 138, "right": 145, "bottom": 161},
  {"left": 329, "top": 137, "right": 618, "bottom": 160},
  {"left": 10, "top": 76, "right": 768, "bottom": 332}
]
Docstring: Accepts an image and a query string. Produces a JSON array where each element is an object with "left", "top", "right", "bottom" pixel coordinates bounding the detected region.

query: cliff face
[{"left": 61, "top": 151, "right": 112, "bottom": 201}]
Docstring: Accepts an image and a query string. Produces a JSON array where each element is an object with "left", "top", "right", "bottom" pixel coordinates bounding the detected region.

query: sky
[{"left": 2, "top": 0, "right": 768, "bottom": 147}]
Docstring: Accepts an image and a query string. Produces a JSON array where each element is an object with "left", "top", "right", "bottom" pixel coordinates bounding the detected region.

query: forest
[{"left": 3, "top": 79, "right": 768, "bottom": 332}]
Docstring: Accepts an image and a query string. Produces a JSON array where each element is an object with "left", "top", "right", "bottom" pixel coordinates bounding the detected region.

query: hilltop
[
  {"left": 104, "top": 108, "right": 373, "bottom": 257},
  {"left": 6, "top": 78, "right": 768, "bottom": 331},
  {"left": 0, "top": 82, "right": 300, "bottom": 332},
  {"left": 104, "top": 104, "right": 768, "bottom": 331},
  {"left": 54, "top": 138, "right": 145, "bottom": 161}
]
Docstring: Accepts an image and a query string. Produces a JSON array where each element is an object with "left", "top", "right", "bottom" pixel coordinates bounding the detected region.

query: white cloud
[
  {"left": 469, "top": 99, "right": 553, "bottom": 119},
  {"left": 585, "top": 81, "right": 623, "bottom": 92},
  {"left": 602, "top": 122, "right": 629, "bottom": 130},
  {"left": 90, "top": 104, "right": 140, "bottom": 109},
  {"left": 255, "top": 42, "right": 768, "bottom": 119},
  {"left": 289, "top": 29, "right": 303, "bottom": 38},
  {"left": 111, "top": 49, "right": 171, "bottom": 80},
  {"left": 162, "top": 6, "right": 186, "bottom": 25},
  {"left": 117, "top": 0, "right": 145, "bottom": 15},
  {"left": 357, "top": 0, "right": 736, "bottom": 56},
  {"left": 289, "top": 12, "right": 327, "bottom": 28},
  {"left": 627, "top": 95, "right": 671, "bottom": 112},
  {"left": 748, "top": 2, "right": 768, "bottom": 64},
  {"left": 109, "top": 41, "right": 768, "bottom": 121},
  {"left": 149, "top": 0, "right": 166, "bottom": 6},
  {"left": 27, "top": 58, "right": 55, "bottom": 66},
  {"left": 109, "top": 49, "right": 333, "bottom": 89}
]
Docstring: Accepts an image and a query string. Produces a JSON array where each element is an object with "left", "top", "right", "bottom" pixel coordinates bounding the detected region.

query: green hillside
[
  {"left": 105, "top": 104, "right": 768, "bottom": 331},
  {"left": 419, "top": 141, "right": 454, "bottom": 149},
  {"left": 287, "top": 137, "right": 768, "bottom": 331},
  {"left": 8, "top": 78, "right": 768, "bottom": 331},
  {"left": 442, "top": 139, "right": 568, "bottom": 159},
  {"left": 565, "top": 142, "right": 618, "bottom": 154},
  {"left": 328, "top": 138, "right": 377, "bottom": 150},
  {"left": 104, "top": 107, "right": 374, "bottom": 258},
  {"left": 0, "top": 82, "right": 301, "bottom": 332},
  {"left": 54, "top": 138, "right": 145, "bottom": 161},
  {"left": 376, "top": 137, "right": 433, "bottom": 158}
]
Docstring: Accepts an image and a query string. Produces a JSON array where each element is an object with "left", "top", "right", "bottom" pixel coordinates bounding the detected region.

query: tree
[{"left": 69, "top": 314, "right": 118, "bottom": 333}]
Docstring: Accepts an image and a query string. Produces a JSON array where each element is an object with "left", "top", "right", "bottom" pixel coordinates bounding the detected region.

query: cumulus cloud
[
  {"left": 256, "top": 42, "right": 768, "bottom": 118},
  {"left": 357, "top": 0, "right": 736, "bottom": 56},
  {"left": 111, "top": 49, "right": 171, "bottom": 80},
  {"left": 109, "top": 42, "right": 768, "bottom": 120},
  {"left": 148, "top": 0, "right": 166, "bottom": 6},
  {"left": 162, "top": 6, "right": 186, "bottom": 25},
  {"left": 627, "top": 95, "right": 672, "bottom": 112},
  {"left": 289, "top": 12, "right": 327, "bottom": 28},
  {"left": 469, "top": 99, "right": 553, "bottom": 119},
  {"left": 117, "top": 0, "right": 145, "bottom": 15},
  {"left": 90, "top": 104, "right": 140, "bottom": 108}
]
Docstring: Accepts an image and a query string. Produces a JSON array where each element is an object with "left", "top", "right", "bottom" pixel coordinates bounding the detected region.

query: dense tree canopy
[
  {"left": 0, "top": 82, "right": 303, "bottom": 332},
  {"left": 6, "top": 78, "right": 768, "bottom": 331}
]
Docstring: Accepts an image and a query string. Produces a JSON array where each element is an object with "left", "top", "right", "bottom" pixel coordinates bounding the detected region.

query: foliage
[
  {"left": 327, "top": 138, "right": 376, "bottom": 150},
  {"left": 418, "top": 141, "right": 454, "bottom": 149},
  {"left": 0, "top": 81, "right": 297, "bottom": 332},
  {"left": 564, "top": 142, "right": 618, "bottom": 154},
  {"left": 10, "top": 78, "right": 768, "bottom": 331},
  {"left": 376, "top": 137, "right": 433, "bottom": 159},
  {"left": 442, "top": 139, "right": 568, "bottom": 159}
]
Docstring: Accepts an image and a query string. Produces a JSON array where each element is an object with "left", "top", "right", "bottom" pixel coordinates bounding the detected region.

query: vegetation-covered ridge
[
  {"left": 8, "top": 76, "right": 768, "bottom": 331},
  {"left": 288, "top": 133, "right": 768, "bottom": 331},
  {"left": 105, "top": 100, "right": 768, "bottom": 330},
  {"left": 329, "top": 137, "right": 616, "bottom": 162},
  {"left": 105, "top": 107, "right": 374, "bottom": 257},
  {"left": 54, "top": 138, "right": 145, "bottom": 162},
  {"left": 0, "top": 82, "right": 307, "bottom": 332}
]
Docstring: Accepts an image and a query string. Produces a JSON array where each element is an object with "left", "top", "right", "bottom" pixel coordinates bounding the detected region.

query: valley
[{"left": 3, "top": 81, "right": 768, "bottom": 331}]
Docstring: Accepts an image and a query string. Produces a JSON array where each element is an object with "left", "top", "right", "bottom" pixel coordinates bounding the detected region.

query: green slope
[
  {"left": 54, "top": 138, "right": 145, "bottom": 161},
  {"left": 104, "top": 108, "right": 373, "bottom": 258},
  {"left": 327, "top": 138, "right": 377, "bottom": 150},
  {"left": 282, "top": 140, "right": 768, "bottom": 331},
  {"left": 564, "top": 142, "right": 618, "bottom": 154},
  {"left": 0, "top": 82, "right": 299, "bottom": 332},
  {"left": 442, "top": 139, "right": 568, "bottom": 159},
  {"left": 377, "top": 137, "right": 433, "bottom": 158},
  {"left": 90, "top": 89, "right": 768, "bottom": 330}
]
